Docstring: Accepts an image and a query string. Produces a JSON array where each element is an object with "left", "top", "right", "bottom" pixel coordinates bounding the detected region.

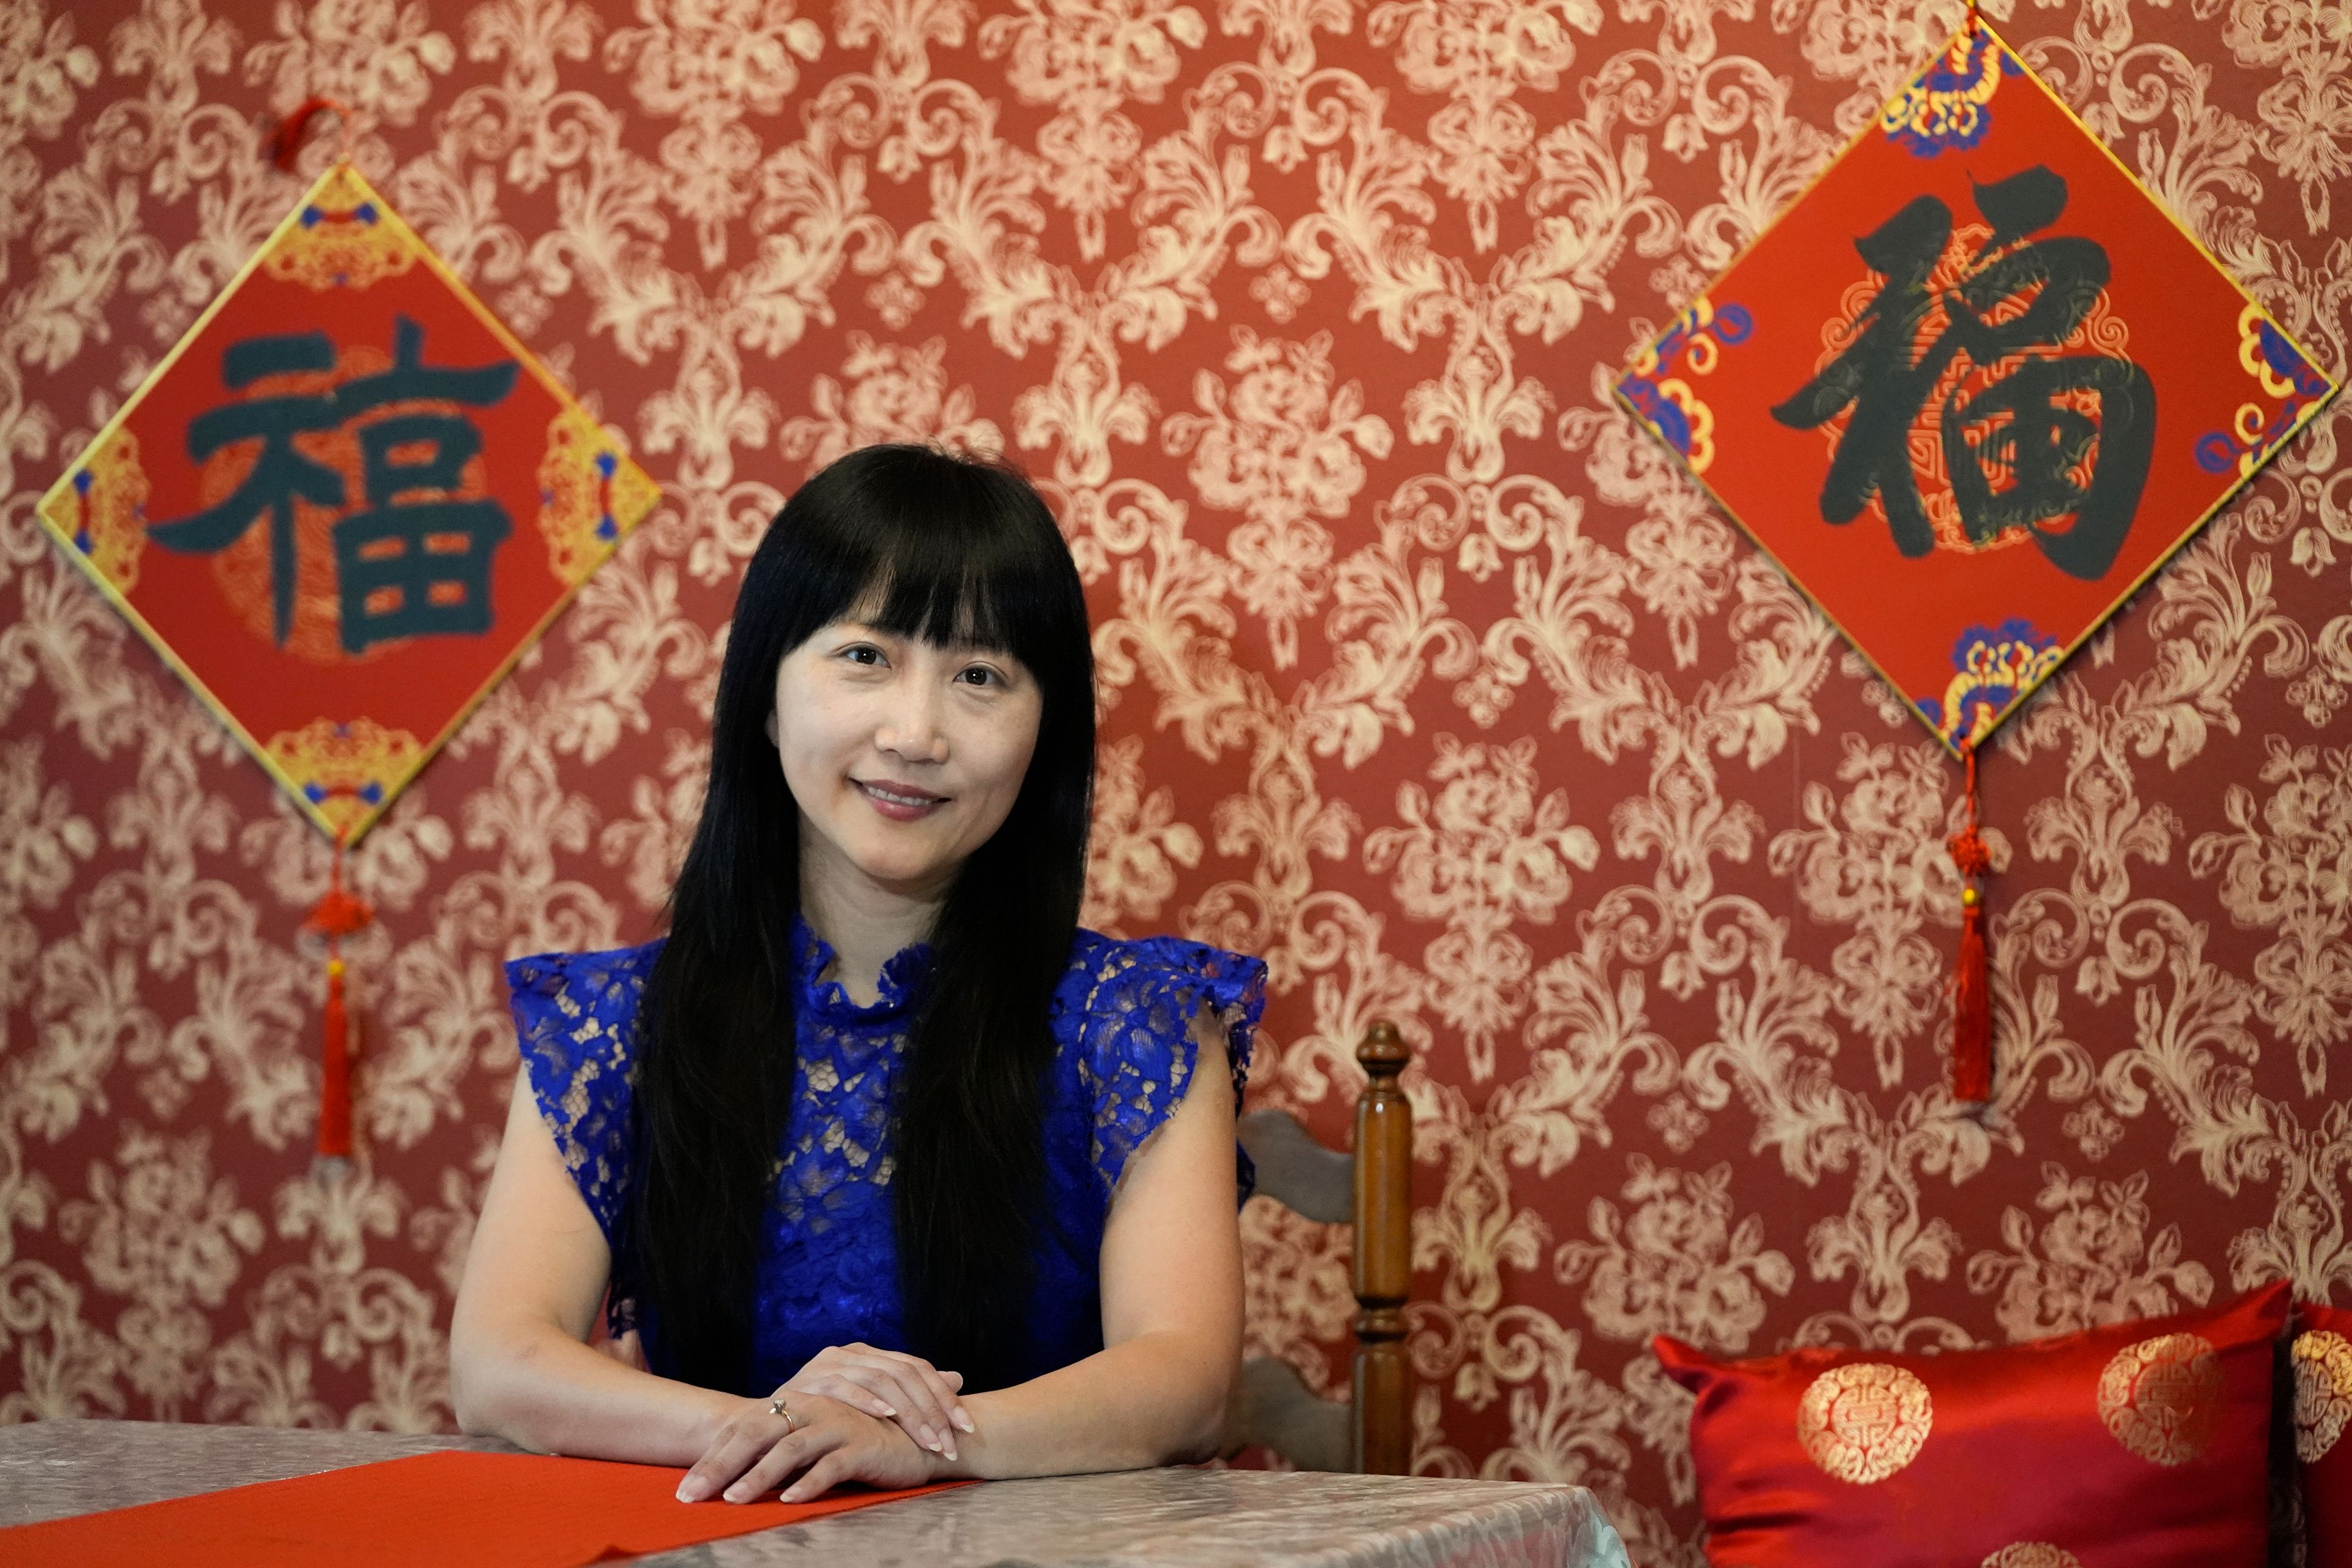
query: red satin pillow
[
  {"left": 1656, "top": 1281, "right": 2290, "bottom": 1568},
  {"left": 2299, "top": 1301, "right": 2352, "bottom": 1568}
]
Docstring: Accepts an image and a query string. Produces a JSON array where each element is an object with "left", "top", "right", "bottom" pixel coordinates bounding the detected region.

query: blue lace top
[{"left": 504, "top": 922, "right": 1264, "bottom": 1396}]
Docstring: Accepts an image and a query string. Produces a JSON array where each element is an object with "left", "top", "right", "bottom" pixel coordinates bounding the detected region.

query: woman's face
[{"left": 769, "top": 616, "right": 1044, "bottom": 903}]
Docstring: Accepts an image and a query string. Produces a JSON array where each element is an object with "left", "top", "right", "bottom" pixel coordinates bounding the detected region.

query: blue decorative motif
[
  {"left": 1880, "top": 29, "right": 2022, "bottom": 156},
  {"left": 300, "top": 200, "right": 380, "bottom": 230},
  {"left": 1919, "top": 619, "right": 2065, "bottom": 746},
  {"left": 2194, "top": 306, "right": 2333, "bottom": 477},
  {"left": 1619, "top": 297, "right": 1754, "bottom": 474},
  {"left": 594, "top": 450, "right": 619, "bottom": 540},
  {"left": 505, "top": 921, "right": 1264, "bottom": 1396},
  {"left": 1621, "top": 378, "right": 1694, "bottom": 455}
]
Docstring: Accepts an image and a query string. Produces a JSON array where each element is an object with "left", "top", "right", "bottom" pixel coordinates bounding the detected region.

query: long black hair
[{"left": 628, "top": 444, "right": 1095, "bottom": 1395}]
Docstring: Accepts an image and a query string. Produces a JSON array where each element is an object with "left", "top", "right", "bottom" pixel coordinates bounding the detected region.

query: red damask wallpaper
[{"left": 1, "top": 1, "right": 2346, "bottom": 1562}]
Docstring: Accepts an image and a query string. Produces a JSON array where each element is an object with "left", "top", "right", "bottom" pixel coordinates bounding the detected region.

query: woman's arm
[
  {"left": 938, "top": 1004, "right": 1245, "bottom": 1476},
  {"left": 449, "top": 1066, "right": 742, "bottom": 1461},
  {"left": 685, "top": 1004, "right": 1246, "bottom": 1502},
  {"left": 458, "top": 1066, "right": 951, "bottom": 1504}
]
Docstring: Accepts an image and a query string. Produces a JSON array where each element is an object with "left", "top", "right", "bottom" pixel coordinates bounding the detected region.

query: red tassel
[
  {"left": 1948, "top": 742, "right": 1993, "bottom": 1104},
  {"left": 304, "top": 840, "right": 373, "bottom": 1164},
  {"left": 1952, "top": 888, "right": 1991, "bottom": 1101},
  {"left": 319, "top": 957, "right": 353, "bottom": 1158}
]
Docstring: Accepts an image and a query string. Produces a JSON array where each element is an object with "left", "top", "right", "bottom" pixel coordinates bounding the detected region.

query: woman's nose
[{"left": 875, "top": 685, "right": 949, "bottom": 762}]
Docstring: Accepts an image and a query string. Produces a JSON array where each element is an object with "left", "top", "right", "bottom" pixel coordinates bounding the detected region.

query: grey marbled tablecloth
[{"left": 0, "top": 1418, "right": 1632, "bottom": 1568}]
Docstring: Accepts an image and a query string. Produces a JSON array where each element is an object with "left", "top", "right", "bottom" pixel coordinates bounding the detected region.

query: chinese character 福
[
  {"left": 1770, "top": 165, "right": 2155, "bottom": 581},
  {"left": 148, "top": 314, "right": 518, "bottom": 652}
]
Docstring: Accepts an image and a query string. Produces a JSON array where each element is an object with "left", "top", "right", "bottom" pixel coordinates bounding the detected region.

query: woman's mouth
[{"left": 854, "top": 778, "right": 948, "bottom": 821}]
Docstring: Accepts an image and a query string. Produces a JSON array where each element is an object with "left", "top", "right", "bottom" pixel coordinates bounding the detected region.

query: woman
[{"left": 450, "top": 445, "right": 1261, "bottom": 1506}]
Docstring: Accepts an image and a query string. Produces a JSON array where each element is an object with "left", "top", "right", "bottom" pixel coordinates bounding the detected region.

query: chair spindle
[{"left": 1351, "top": 1020, "right": 1411, "bottom": 1474}]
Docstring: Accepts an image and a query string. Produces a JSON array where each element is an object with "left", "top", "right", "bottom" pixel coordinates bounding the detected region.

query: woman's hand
[
  {"left": 677, "top": 1392, "right": 938, "bottom": 1504},
  {"left": 781, "top": 1342, "right": 975, "bottom": 1461}
]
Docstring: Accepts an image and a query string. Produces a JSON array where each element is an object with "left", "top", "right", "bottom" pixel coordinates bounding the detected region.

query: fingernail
[
  {"left": 723, "top": 1487, "right": 743, "bottom": 1503},
  {"left": 944, "top": 1442, "right": 958, "bottom": 1461},
  {"left": 881, "top": 1406, "right": 897, "bottom": 1417},
  {"left": 954, "top": 1411, "right": 975, "bottom": 1433},
  {"left": 921, "top": 1427, "right": 940, "bottom": 1450}
]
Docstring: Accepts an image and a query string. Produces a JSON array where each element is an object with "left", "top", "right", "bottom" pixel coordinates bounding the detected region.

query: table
[{"left": 0, "top": 1420, "right": 1629, "bottom": 1567}]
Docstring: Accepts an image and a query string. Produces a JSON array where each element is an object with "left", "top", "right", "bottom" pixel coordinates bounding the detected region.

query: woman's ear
[{"left": 764, "top": 707, "right": 779, "bottom": 747}]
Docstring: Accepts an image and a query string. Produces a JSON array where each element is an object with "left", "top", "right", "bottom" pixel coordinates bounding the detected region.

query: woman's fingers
[
  {"left": 686, "top": 1395, "right": 935, "bottom": 1507},
  {"left": 778, "top": 1344, "right": 973, "bottom": 1461},
  {"left": 861, "top": 1346, "right": 973, "bottom": 1438},
  {"left": 811, "top": 1345, "right": 967, "bottom": 1455},
  {"left": 677, "top": 1415, "right": 776, "bottom": 1503},
  {"left": 807, "top": 1368, "right": 947, "bottom": 1458},
  {"left": 850, "top": 1363, "right": 950, "bottom": 1458},
  {"left": 778, "top": 1447, "right": 852, "bottom": 1505},
  {"left": 806, "top": 1371, "right": 895, "bottom": 1420},
  {"left": 720, "top": 1426, "right": 834, "bottom": 1504},
  {"left": 939, "top": 1368, "right": 973, "bottom": 1431}
]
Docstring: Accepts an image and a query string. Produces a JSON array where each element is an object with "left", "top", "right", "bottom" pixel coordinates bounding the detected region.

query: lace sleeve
[
  {"left": 504, "top": 942, "right": 658, "bottom": 1247},
  {"left": 1072, "top": 935, "right": 1265, "bottom": 1199}
]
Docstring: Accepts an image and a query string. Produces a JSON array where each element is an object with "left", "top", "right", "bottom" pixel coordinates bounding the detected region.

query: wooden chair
[{"left": 1222, "top": 1021, "right": 1413, "bottom": 1474}]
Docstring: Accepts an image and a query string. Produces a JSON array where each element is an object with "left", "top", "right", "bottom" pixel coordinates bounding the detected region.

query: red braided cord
[
  {"left": 1948, "top": 742, "right": 1991, "bottom": 877},
  {"left": 270, "top": 97, "right": 355, "bottom": 172}
]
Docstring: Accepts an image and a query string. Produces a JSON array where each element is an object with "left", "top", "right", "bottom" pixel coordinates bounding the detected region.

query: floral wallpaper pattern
[{"left": 2, "top": 0, "right": 2348, "bottom": 1561}]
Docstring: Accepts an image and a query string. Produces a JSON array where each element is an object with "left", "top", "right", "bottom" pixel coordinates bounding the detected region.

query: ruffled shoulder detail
[
  {"left": 504, "top": 940, "right": 662, "bottom": 1246},
  {"left": 1055, "top": 932, "right": 1265, "bottom": 1199}
]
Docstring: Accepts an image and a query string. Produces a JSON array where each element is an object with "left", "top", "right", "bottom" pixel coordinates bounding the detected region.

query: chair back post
[{"left": 1351, "top": 1020, "right": 1412, "bottom": 1474}]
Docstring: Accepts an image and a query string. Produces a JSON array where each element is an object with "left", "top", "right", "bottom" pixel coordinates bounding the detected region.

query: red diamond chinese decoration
[
  {"left": 1616, "top": 22, "right": 2336, "bottom": 752},
  {"left": 37, "top": 161, "right": 658, "bottom": 843}
]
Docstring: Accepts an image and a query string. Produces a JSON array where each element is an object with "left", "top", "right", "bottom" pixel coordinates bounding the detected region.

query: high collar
[{"left": 789, "top": 914, "right": 933, "bottom": 1023}]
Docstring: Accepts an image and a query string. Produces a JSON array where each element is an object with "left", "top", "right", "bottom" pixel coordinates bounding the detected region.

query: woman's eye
[
  {"left": 958, "top": 666, "right": 1000, "bottom": 687},
  {"left": 842, "top": 645, "right": 884, "bottom": 666}
]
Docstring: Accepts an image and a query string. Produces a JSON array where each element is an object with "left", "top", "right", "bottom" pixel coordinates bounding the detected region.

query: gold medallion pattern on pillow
[
  {"left": 2293, "top": 1329, "right": 2352, "bottom": 1463},
  {"left": 1796, "top": 1363, "right": 1933, "bottom": 1483},
  {"left": 2097, "top": 1332, "right": 2222, "bottom": 1464},
  {"left": 1981, "top": 1547, "right": 2082, "bottom": 1568}
]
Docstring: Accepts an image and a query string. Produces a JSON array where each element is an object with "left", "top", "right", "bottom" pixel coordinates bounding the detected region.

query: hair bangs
[
  {"left": 850, "top": 454, "right": 1060, "bottom": 670},
  {"left": 859, "top": 556, "right": 1014, "bottom": 657}
]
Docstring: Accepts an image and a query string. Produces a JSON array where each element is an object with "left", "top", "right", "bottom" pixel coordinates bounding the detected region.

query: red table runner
[{"left": 0, "top": 1448, "right": 969, "bottom": 1566}]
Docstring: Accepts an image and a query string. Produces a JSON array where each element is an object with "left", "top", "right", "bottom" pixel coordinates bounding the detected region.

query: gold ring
[{"left": 769, "top": 1396, "right": 797, "bottom": 1434}]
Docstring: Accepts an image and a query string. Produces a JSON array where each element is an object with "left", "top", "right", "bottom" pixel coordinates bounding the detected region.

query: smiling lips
[{"left": 855, "top": 778, "right": 948, "bottom": 821}]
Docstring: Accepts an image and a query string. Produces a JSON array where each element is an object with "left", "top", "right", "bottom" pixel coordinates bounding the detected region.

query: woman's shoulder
[
  {"left": 1050, "top": 930, "right": 1265, "bottom": 1196},
  {"left": 504, "top": 938, "right": 666, "bottom": 1077},
  {"left": 1057, "top": 929, "right": 1267, "bottom": 1022},
  {"left": 502, "top": 939, "right": 665, "bottom": 1245},
  {"left": 1052, "top": 928, "right": 1265, "bottom": 1085},
  {"left": 505, "top": 937, "right": 666, "bottom": 1008}
]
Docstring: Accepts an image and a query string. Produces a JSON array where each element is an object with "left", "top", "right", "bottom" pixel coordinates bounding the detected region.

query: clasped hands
[{"left": 666, "top": 1340, "right": 978, "bottom": 1504}]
